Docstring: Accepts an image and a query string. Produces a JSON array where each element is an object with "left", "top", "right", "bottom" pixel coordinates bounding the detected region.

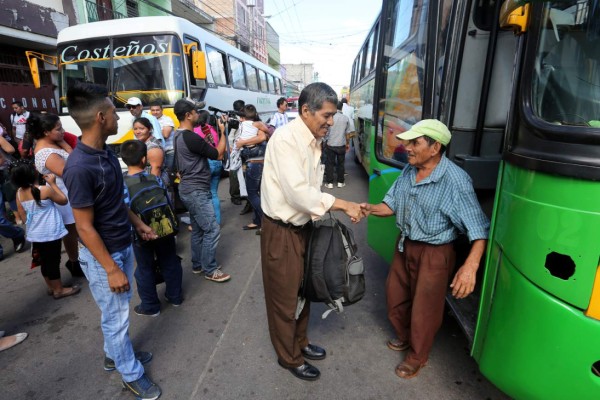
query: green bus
[{"left": 349, "top": 0, "right": 600, "bottom": 398}]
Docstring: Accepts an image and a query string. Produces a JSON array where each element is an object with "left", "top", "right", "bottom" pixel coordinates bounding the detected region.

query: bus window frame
[
  {"left": 508, "top": 2, "right": 600, "bottom": 180},
  {"left": 259, "top": 69, "right": 269, "bottom": 93},
  {"left": 229, "top": 55, "right": 248, "bottom": 90},
  {"left": 374, "top": 0, "right": 429, "bottom": 170},
  {"left": 246, "top": 64, "right": 260, "bottom": 92},
  {"left": 204, "top": 44, "right": 231, "bottom": 87}
]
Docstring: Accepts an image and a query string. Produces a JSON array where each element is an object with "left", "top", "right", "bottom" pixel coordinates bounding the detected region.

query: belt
[
  {"left": 247, "top": 159, "right": 264, "bottom": 164},
  {"left": 264, "top": 214, "right": 312, "bottom": 230}
]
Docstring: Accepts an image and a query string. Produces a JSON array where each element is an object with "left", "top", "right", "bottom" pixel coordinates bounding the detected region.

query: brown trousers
[
  {"left": 260, "top": 215, "right": 312, "bottom": 367},
  {"left": 386, "top": 238, "right": 456, "bottom": 366}
]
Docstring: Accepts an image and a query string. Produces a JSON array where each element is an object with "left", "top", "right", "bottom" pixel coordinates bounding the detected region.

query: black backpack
[
  {"left": 301, "top": 213, "right": 365, "bottom": 318},
  {"left": 124, "top": 173, "right": 179, "bottom": 241}
]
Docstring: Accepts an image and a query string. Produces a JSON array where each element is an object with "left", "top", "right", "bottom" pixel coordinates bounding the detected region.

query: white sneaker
[
  {"left": 325, "top": 183, "right": 334, "bottom": 189},
  {"left": 337, "top": 182, "right": 346, "bottom": 188}
]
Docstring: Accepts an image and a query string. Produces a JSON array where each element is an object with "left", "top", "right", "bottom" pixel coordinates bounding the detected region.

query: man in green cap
[{"left": 361, "top": 119, "right": 489, "bottom": 379}]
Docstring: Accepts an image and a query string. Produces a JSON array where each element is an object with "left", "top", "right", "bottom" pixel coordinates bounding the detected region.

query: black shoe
[
  {"left": 239, "top": 201, "right": 253, "bottom": 215},
  {"left": 277, "top": 359, "right": 320, "bottom": 381},
  {"left": 13, "top": 236, "right": 26, "bottom": 253},
  {"left": 104, "top": 351, "right": 153, "bottom": 371},
  {"left": 231, "top": 198, "right": 242, "bottom": 205},
  {"left": 301, "top": 344, "right": 326, "bottom": 360}
]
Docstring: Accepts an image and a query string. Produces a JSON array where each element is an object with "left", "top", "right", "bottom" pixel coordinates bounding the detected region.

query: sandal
[
  {"left": 242, "top": 224, "right": 259, "bottom": 230},
  {"left": 53, "top": 285, "right": 81, "bottom": 300},
  {"left": 387, "top": 338, "right": 410, "bottom": 351},
  {"left": 395, "top": 362, "right": 425, "bottom": 379}
]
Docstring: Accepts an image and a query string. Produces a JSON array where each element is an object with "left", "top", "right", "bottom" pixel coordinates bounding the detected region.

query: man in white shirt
[
  {"left": 269, "top": 97, "right": 289, "bottom": 130},
  {"left": 149, "top": 101, "right": 175, "bottom": 170},
  {"left": 260, "top": 82, "right": 362, "bottom": 381},
  {"left": 126, "top": 97, "right": 165, "bottom": 147},
  {"left": 11, "top": 101, "right": 29, "bottom": 144}
]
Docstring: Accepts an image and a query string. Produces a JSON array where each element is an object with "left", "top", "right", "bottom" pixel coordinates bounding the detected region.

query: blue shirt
[
  {"left": 63, "top": 140, "right": 132, "bottom": 253},
  {"left": 383, "top": 155, "right": 489, "bottom": 252}
]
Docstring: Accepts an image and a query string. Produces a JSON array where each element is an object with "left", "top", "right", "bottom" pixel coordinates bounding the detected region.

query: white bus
[{"left": 28, "top": 16, "right": 283, "bottom": 146}]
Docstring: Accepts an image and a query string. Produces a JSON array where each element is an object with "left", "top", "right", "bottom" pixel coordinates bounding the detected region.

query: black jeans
[{"left": 324, "top": 145, "right": 346, "bottom": 184}]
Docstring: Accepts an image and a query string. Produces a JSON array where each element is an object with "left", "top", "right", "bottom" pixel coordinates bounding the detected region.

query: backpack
[
  {"left": 301, "top": 213, "right": 365, "bottom": 319},
  {"left": 124, "top": 173, "right": 179, "bottom": 242}
]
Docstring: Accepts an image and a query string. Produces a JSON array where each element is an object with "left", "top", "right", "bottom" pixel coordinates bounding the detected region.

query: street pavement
[{"left": 0, "top": 152, "right": 509, "bottom": 400}]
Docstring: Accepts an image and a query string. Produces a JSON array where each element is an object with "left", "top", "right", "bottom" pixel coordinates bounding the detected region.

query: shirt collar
[
  {"left": 407, "top": 154, "right": 449, "bottom": 185},
  {"left": 76, "top": 138, "right": 110, "bottom": 158}
]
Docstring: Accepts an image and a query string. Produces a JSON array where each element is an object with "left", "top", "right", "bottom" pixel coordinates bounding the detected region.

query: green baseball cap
[{"left": 396, "top": 119, "right": 451, "bottom": 145}]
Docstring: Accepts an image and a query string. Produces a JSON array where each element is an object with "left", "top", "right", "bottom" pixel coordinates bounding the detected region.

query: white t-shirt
[
  {"left": 11, "top": 111, "right": 29, "bottom": 140},
  {"left": 238, "top": 120, "right": 259, "bottom": 141}
]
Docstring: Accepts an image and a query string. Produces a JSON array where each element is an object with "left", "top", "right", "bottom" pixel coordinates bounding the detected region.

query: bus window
[
  {"left": 184, "top": 35, "right": 206, "bottom": 101},
  {"left": 259, "top": 70, "right": 269, "bottom": 92},
  {"left": 531, "top": 2, "right": 600, "bottom": 127},
  {"left": 205, "top": 45, "right": 229, "bottom": 86},
  {"left": 229, "top": 56, "right": 247, "bottom": 89},
  {"left": 273, "top": 76, "right": 281, "bottom": 94},
  {"left": 59, "top": 34, "right": 185, "bottom": 109},
  {"left": 392, "top": 0, "right": 416, "bottom": 49},
  {"left": 364, "top": 29, "right": 375, "bottom": 76},
  {"left": 378, "top": 0, "right": 426, "bottom": 166},
  {"left": 246, "top": 65, "right": 259, "bottom": 91}
]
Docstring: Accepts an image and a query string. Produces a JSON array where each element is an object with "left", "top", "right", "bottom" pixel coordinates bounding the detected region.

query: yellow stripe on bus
[{"left": 585, "top": 262, "right": 600, "bottom": 320}]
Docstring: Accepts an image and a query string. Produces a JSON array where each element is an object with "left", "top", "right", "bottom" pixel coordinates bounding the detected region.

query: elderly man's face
[
  {"left": 404, "top": 136, "right": 441, "bottom": 168},
  {"left": 127, "top": 104, "right": 142, "bottom": 117},
  {"left": 301, "top": 101, "right": 336, "bottom": 139}
]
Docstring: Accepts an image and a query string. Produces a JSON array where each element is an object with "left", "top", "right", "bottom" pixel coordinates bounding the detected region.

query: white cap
[{"left": 126, "top": 97, "right": 143, "bottom": 106}]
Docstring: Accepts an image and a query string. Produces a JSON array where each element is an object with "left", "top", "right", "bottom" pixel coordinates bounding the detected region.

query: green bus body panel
[
  {"left": 476, "top": 252, "right": 600, "bottom": 399},
  {"left": 363, "top": 122, "right": 401, "bottom": 264},
  {"left": 474, "top": 162, "right": 600, "bottom": 398},
  {"left": 492, "top": 164, "right": 600, "bottom": 309}
]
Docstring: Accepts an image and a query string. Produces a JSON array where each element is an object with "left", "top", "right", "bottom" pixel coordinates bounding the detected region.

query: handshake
[{"left": 338, "top": 201, "right": 377, "bottom": 224}]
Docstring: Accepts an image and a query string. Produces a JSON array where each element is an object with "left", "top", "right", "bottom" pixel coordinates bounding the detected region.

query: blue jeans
[
  {"left": 179, "top": 189, "right": 221, "bottom": 274},
  {"left": 245, "top": 162, "right": 263, "bottom": 227},
  {"left": 133, "top": 237, "right": 183, "bottom": 313},
  {"left": 164, "top": 150, "right": 175, "bottom": 173},
  {"left": 208, "top": 159, "right": 223, "bottom": 224},
  {"left": 0, "top": 190, "right": 25, "bottom": 257},
  {"left": 79, "top": 245, "right": 144, "bottom": 382}
]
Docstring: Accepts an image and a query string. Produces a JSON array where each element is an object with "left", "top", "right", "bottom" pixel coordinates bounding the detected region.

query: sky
[{"left": 263, "top": 0, "right": 382, "bottom": 95}]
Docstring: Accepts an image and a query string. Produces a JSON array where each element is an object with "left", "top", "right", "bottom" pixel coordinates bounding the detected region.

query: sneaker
[
  {"left": 122, "top": 373, "right": 162, "bottom": 400},
  {"left": 13, "top": 236, "right": 26, "bottom": 253},
  {"left": 133, "top": 305, "right": 160, "bottom": 317},
  {"left": 205, "top": 269, "right": 231, "bottom": 283},
  {"left": 104, "top": 351, "right": 153, "bottom": 371},
  {"left": 325, "top": 183, "right": 334, "bottom": 189},
  {"left": 337, "top": 182, "right": 346, "bottom": 188},
  {"left": 165, "top": 296, "right": 183, "bottom": 307}
]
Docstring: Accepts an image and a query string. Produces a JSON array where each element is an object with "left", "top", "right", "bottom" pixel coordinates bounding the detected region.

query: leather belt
[{"left": 264, "top": 214, "right": 311, "bottom": 230}]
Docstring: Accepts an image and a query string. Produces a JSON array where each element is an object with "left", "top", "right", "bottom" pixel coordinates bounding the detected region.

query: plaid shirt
[{"left": 383, "top": 155, "right": 489, "bottom": 252}]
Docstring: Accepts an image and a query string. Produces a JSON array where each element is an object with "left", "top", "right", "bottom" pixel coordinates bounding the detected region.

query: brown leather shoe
[
  {"left": 395, "top": 362, "right": 425, "bottom": 379},
  {"left": 387, "top": 338, "right": 410, "bottom": 351}
]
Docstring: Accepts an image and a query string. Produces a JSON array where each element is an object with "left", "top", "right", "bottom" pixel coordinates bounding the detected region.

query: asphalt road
[{"left": 0, "top": 152, "right": 509, "bottom": 400}]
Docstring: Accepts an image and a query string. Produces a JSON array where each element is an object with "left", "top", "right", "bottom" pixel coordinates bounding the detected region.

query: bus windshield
[
  {"left": 58, "top": 34, "right": 185, "bottom": 110},
  {"left": 531, "top": 0, "right": 600, "bottom": 127}
]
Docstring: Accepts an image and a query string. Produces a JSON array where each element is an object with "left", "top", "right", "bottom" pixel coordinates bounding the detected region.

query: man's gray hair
[{"left": 298, "top": 82, "right": 338, "bottom": 113}]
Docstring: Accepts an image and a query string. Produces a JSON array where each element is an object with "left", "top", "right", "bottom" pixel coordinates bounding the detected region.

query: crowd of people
[{"left": 1, "top": 81, "right": 489, "bottom": 399}]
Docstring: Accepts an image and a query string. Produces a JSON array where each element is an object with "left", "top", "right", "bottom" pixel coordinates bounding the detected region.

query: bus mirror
[
  {"left": 192, "top": 50, "right": 207, "bottom": 80},
  {"left": 29, "top": 57, "right": 40, "bottom": 88},
  {"left": 499, "top": 1, "right": 531, "bottom": 34},
  {"left": 25, "top": 51, "right": 57, "bottom": 89}
]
